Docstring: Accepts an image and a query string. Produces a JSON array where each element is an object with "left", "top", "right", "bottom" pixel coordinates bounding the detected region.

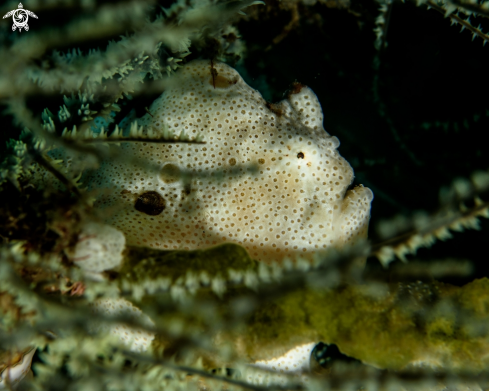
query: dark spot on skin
[
  {"left": 258, "top": 158, "right": 265, "bottom": 165},
  {"left": 121, "top": 189, "right": 131, "bottom": 194},
  {"left": 288, "top": 81, "right": 305, "bottom": 97},
  {"left": 229, "top": 158, "right": 237, "bottom": 166},
  {"left": 183, "top": 183, "right": 191, "bottom": 196},
  {"left": 266, "top": 102, "right": 283, "bottom": 117},
  {"left": 210, "top": 68, "right": 218, "bottom": 89},
  {"left": 210, "top": 74, "right": 237, "bottom": 89},
  {"left": 209, "top": 61, "right": 238, "bottom": 89},
  {"left": 212, "top": 75, "right": 238, "bottom": 88},
  {"left": 135, "top": 191, "right": 165, "bottom": 216},
  {"left": 297, "top": 152, "right": 305, "bottom": 159}
]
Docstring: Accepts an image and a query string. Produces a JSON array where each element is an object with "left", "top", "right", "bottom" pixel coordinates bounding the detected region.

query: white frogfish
[{"left": 83, "top": 60, "right": 373, "bottom": 263}]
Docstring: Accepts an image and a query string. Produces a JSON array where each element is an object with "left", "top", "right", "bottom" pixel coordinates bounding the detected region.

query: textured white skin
[
  {"left": 0, "top": 348, "right": 35, "bottom": 389},
  {"left": 67, "top": 222, "right": 125, "bottom": 273},
  {"left": 91, "top": 298, "right": 155, "bottom": 353},
  {"left": 84, "top": 60, "right": 373, "bottom": 263},
  {"left": 245, "top": 343, "right": 316, "bottom": 386},
  {"left": 252, "top": 342, "right": 316, "bottom": 373}
]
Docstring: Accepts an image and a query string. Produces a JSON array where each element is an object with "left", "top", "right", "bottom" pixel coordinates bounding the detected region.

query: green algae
[
  {"left": 119, "top": 242, "right": 489, "bottom": 372},
  {"left": 241, "top": 279, "right": 489, "bottom": 371},
  {"left": 120, "top": 243, "right": 258, "bottom": 285}
]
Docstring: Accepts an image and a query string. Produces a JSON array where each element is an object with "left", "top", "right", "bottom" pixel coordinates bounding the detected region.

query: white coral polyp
[{"left": 69, "top": 222, "right": 125, "bottom": 273}]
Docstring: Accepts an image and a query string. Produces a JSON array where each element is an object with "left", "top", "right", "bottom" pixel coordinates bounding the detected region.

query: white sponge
[{"left": 68, "top": 222, "right": 125, "bottom": 273}]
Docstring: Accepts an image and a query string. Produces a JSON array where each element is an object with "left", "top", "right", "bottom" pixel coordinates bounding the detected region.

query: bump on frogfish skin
[{"left": 83, "top": 60, "right": 373, "bottom": 263}]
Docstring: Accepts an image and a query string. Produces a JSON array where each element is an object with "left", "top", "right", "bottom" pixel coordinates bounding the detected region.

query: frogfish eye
[{"left": 297, "top": 152, "right": 305, "bottom": 159}]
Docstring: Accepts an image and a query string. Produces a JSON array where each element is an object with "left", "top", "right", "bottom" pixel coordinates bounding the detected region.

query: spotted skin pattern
[{"left": 84, "top": 60, "right": 373, "bottom": 263}]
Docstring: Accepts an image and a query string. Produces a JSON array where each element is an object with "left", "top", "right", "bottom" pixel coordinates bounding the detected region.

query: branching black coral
[{"left": 2, "top": 0, "right": 489, "bottom": 390}]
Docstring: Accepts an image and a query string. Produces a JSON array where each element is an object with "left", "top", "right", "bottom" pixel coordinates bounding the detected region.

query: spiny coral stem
[
  {"left": 373, "top": 0, "right": 393, "bottom": 51},
  {"left": 121, "top": 350, "right": 271, "bottom": 391},
  {"left": 30, "top": 151, "right": 80, "bottom": 197},
  {"left": 78, "top": 138, "right": 206, "bottom": 144},
  {"left": 445, "top": 0, "right": 489, "bottom": 18},
  {"left": 426, "top": 0, "right": 489, "bottom": 45},
  {"left": 372, "top": 197, "right": 489, "bottom": 265},
  {"left": 5, "top": 98, "right": 102, "bottom": 159}
]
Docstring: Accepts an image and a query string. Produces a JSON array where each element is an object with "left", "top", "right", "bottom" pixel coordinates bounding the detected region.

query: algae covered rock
[{"left": 117, "top": 243, "right": 489, "bottom": 374}]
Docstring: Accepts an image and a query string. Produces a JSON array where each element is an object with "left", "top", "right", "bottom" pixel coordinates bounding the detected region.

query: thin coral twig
[{"left": 427, "top": 0, "right": 489, "bottom": 45}]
